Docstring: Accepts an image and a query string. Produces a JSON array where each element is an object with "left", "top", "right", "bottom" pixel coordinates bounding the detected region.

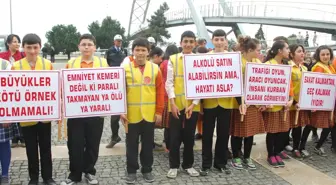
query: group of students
[{"left": 0, "top": 29, "right": 335, "bottom": 185}]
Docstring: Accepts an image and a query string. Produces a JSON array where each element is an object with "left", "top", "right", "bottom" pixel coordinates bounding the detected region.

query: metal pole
[{"left": 9, "top": 0, "right": 13, "bottom": 34}]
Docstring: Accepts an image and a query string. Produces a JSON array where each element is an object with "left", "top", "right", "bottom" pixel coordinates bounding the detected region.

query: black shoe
[
  {"left": 125, "top": 173, "right": 137, "bottom": 184},
  {"left": 44, "top": 178, "right": 56, "bottom": 185},
  {"left": 200, "top": 168, "right": 210, "bottom": 176},
  {"left": 214, "top": 165, "right": 231, "bottom": 175},
  {"left": 106, "top": 136, "right": 121, "bottom": 148},
  {"left": 143, "top": 172, "right": 155, "bottom": 183},
  {"left": 28, "top": 179, "right": 39, "bottom": 185},
  {"left": 195, "top": 133, "right": 202, "bottom": 140}
]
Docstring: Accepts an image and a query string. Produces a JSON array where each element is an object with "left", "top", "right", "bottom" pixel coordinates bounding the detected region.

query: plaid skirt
[
  {"left": 230, "top": 106, "right": 265, "bottom": 137},
  {"left": 0, "top": 123, "right": 20, "bottom": 142},
  {"left": 310, "top": 111, "right": 334, "bottom": 128},
  {"left": 263, "top": 110, "right": 290, "bottom": 133},
  {"left": 158, "top": 101, "right": 170, "bottom": 128},
  {"left": 289, "top": 110, "right": 310, "bottom": 128}
]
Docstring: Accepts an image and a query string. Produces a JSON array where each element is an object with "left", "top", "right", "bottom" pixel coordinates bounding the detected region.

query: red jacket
[
  {"left": 160, "top": 59, "right": 169, "bottom": 102},
  {"left": 0, "top": 50, "right": 25, "bottom": 62}
]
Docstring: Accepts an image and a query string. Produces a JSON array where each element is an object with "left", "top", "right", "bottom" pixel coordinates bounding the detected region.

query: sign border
[
  {"left": 244, "top": 62, "right": 292, "bottom": 106},
  {"left": 298, "top": 71, "right": 336, "bottom": 111},
  {"left": 0, "top": 70, "right": 61, "bottom": 123},
  {"left": 183, "top": 52, "right": 244, "bottom": 100},
  {"left": 61, "top": 67, "right": 127, "bottom": 119}
]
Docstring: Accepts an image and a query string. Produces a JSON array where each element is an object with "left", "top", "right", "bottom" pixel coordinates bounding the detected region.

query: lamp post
[{"left": 9, "top": 0, "right": 13, "bottom": 33}]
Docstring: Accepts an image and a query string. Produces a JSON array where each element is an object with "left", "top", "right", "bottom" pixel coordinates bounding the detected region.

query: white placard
[
  {"left": 183, "top": 53, "right": 243, "bottom": 99},
  {"left": 298, "top": 72, "right": 336, "bottom": 110},
  {"left": 62, "top": 67, "right": 127, "bottom": 118},
  {"left": 244, "top": 63, "right": 292, "bottom": 105},
  {"left": 0, "top": 71, "right": 61, "bottom": 123}
]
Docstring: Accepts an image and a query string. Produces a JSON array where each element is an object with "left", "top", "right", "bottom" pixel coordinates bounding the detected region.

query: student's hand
[
  {"left": 120, "top": 114, "right": 129, "bottom": 123},
  {"left": 295, "top": 103, "right": 300, "bottom": 111},
  {"left": 171, "top": 102, "right": 180, "bottom": 119},
  {"left": 239, "top": 104, "right": 247, "bottom": 115},
  {"left": 258, "top": 106, "right": 267, "bottom": 112},
  {"left": 185, "top": 104, "right": 195, "bottom": 119},
  {"left": 286, "top": 100, "right": 294, "bottom": 108},
  {"left": 154, "top": 114, "right": 162, "bottom": 127}
]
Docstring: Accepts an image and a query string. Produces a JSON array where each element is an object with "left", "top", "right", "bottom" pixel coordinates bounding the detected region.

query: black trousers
[
  {"left": 21, "top": 122, "right": 52, "bottom": 181},
  {"left": 110, "top": 115, "right": 120, "bottom": 139},
  {"left": 300, "top": 125, "right": 330, "bottom": 150},
  {"left": 169, "top": 111, "right": 198, "bottom": 169},
  {"left": 12, "top": 123, "right": 24, "bottom": 143},
  {"left": 231, "top": 136, "right": 254, "bottom": 159},
  {"left": 164, "top": 128, "right": 170, "bottom": 150},
  {"left": 266, "top": 133, "right": 284, "bottom": 157},
  {"left": 67, "top": 117, "right": 104, "bottom": 182},
  {"left": 126, "top": 120, "right": 154, "bottom": 174},
  {"left": 202, "top": 106, "right": 231, "bottom": 169}
]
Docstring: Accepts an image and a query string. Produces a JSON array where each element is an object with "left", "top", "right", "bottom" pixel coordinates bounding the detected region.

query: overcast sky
[{"left": 0, "top": 0, "right": 336, "bottom": 47}]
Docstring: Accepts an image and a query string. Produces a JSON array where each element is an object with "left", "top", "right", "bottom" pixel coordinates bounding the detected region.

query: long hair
[
  {"left": 289, "top": 44, "right": 305, "bottom": 60},
  {"left": 264, "top": 40, "right": 288, "bottom": 64},
  {"left": 163, "top": 45, "right": 179, "bottom": 60}
]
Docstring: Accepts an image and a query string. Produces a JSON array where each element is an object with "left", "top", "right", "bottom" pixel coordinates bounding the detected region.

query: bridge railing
[{"left": 164, "top": 2, "right": 336, "bottom": 23}]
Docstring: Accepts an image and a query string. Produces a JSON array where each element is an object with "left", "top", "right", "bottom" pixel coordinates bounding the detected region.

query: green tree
[
  {"left": 228, "top": 39, "right": 237, "bottom": 51},
  {"left": 288, "top": 34, "right": 298, "bottom": 45},
  {"left": 255, "top": 24, "right": 266, "bottom": 41},
  {"left": 143, "top": 2, "right": 171, "bottom": 43},
  {"left": 46, "top": 24, "right": 80, "bottom": 59},
  {"left": 88, "top": 16, "right": 128, "bottom": 49}
]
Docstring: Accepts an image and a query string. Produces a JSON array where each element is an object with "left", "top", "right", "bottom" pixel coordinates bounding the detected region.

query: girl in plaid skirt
[
  {"left": 300, "top": 45, "right": 335, "bottom": 156},
  {"left": 0, "top": 123, "right": 20, "bottom": 184},
  {"left": 230, "top": 36, "right": 266, "bottom": 170},
  {"left": 263, "top": 41, "right": 294, "bottom": 168},
  {"left": 287, "top": 44, "right": 311, "bottom": 158}
]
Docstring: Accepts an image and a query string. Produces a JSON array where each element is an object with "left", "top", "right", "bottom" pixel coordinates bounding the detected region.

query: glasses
[{"left": 80, "top": 43, "right": 95, "bottom": 47}]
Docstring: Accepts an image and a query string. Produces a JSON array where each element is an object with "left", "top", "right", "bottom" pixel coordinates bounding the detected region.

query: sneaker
[
  {"left": 314, "top": 147, "right": 327, "bottom": 157},
  {"left": 267, "top": 156, "right": 278, "bottom": 168},
  {"left": 275, "top": 155, "right": 285, "bottom": 167},
  {"left": 195, "top": 133, "right": 202, "bottom": 140},
  {"left": 279, "top": 151, "right": 290, "bottom": 160},
  {"left": 285, "top": 145, "right": 293, "bottom": 152},
  {"left": 214, "top": 165, "right": 231, "bottom": 174},
  {"left": 1, "top": 176, "right": 10, "bottom": 185},
  {"left": 28, "top": 179, "right": 39, "bottom": 185},
  {"left": 231, "top": 158, "right": 243, "bottom": 170},
  {"left": 60, "top": 179, "right": 76, "bottom": 185},
  {"left": 199, "top": 168, "right": 210, "bottom": 176},
  {"left": 183, "top": 167, "right": 199, "bottom": 177},
  {"left": 11, "top": 143, "right": 19, "bottom": 148},
  {"left": 84, "top": 173, "right": 98, "bottom": 185},
  {"left": 125, "top": 173, "right": 136, "bottom": 184},
  {"left": 243, "top": 158, "right": 256, "bottom": 170},
  {"left": 292, "top": 150, "right": 302, "bottom": 158},
  {"left": 142, "top": 172, "right": 155, "bottom": 183},
  {"left": 44, "top": 178, "right": 57, "bottom": 185},
  {"left": 312, "top": 135, "right": 319, "bottom": 143},
  {"left": 106, "top": 136, "right": 121, "bottom": 148},
  {"left": 167, "top": 169, "right": 178, "bottom": 179},
  {"left": 300, "top": 150, "right": 310, "bottom": 158}
]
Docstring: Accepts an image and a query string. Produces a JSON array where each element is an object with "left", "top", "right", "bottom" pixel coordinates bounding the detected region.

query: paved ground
[
  {"left": 8, "top": 152, "right": 290, "bottom": 185},
  {"left": 297, "top": 138, "right": 336, "bottom": 179}
]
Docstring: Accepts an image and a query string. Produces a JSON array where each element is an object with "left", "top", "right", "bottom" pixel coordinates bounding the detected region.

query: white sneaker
[
  {"left": 184, "top": 167, "right": 199, "bottom": 177},
  {"left": 85, "top": 173, "right": 98, "bottom": 185},
  {"left": 167, "top": 168, "right": 178, "bottom": 179},
  {"left": 285, "top": 145, "right": 293, "bottom": 152}
]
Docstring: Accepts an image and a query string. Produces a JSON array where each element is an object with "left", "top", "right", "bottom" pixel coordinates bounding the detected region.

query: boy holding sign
[
  {"left": 166, "top": 31, "right": 201, "bottom": 178},
  {"left": 121, "top": 38, "right": 164, "bottom": 184},
  {"left": 60, "top": 34, "right": 109, "bottom": 185},
  {"left": 11, "top": 34, "right": 56, "bottom": 185}
]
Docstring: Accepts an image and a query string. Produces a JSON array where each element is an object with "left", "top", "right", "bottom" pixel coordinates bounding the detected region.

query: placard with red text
[
  {"left": 0, "top": 71, "right": 61, "bottom": 123},
  {"left": 298, "top": 72, "right": 336, "bottom": 110},
  {"left": 244, "top": 63, "right": 292, "bottom": 105},
  {"left": 183, "top": 53, "right": 243, "bottom": 99},
  {"left": 62, "top": 68, "right": 127, "bottom": 118}
]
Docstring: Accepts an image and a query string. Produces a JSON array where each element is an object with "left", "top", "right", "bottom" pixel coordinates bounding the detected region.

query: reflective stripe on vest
[
  {"left": 71, "top": 57, "right": 102, "bottom": 68},
  {"left": 19, "top": 58, "right": 45, "bottom": 70},
  {"left": 1, "top": 59, "right": 7, "bottom": 70}
]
